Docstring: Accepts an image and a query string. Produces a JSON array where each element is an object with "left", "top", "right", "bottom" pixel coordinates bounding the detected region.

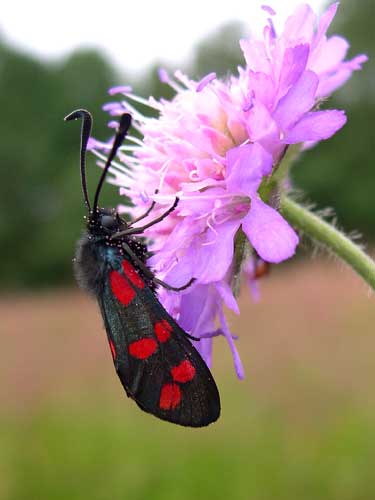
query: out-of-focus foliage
[
  {"left": 0, "top": 0, "right": 372, "bottom": 289},
  {"left": 189, "top": 21, "right": 246, "bottom": 78},
  {"left": 0, "top": 45, "right": 120, "bottom": 288},
  {"left": 292, "top": 0, "right": 375, "bottom": 236}
]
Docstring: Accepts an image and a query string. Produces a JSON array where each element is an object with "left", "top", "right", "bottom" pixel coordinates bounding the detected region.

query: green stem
[
  {"left": 280, "top": 195, "right": 375, "bottom": 291},
  {"left": 231, "top": 228, "right": 251, "bottom": 297}
]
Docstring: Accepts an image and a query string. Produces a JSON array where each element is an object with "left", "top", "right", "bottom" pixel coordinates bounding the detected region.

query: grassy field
[{"left": 1, "top": 260, "right": 375, "bottom": 500}]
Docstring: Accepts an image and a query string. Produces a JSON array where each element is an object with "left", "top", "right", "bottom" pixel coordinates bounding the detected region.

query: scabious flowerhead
[{"left": 92, "top": 3, "right": 367, "bottom": 378}]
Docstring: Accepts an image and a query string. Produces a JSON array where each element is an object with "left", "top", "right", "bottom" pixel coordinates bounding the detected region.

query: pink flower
[
  {"left": 92, "top": 3, "right": 366, "bottom": 378},
  {"left": 241, "top": 3, "right": 367, "bottom": 98}
]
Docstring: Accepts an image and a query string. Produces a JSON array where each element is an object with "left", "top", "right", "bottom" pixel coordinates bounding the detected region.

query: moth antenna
[
  {"left": 92, "top": 113, "right": 131, "bottom": 216},
  {"left": 64, "top": 109, "right": 93, "bottom": 212}
]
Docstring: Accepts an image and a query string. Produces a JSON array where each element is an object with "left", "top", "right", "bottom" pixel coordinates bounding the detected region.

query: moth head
[{"left": 90, "top": 207, "right": 127, "bottom": 234}]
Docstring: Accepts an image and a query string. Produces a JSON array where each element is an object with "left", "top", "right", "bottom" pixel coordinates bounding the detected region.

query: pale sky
[{"left": 1, "top": 0, "right": 327, "bottom": 74}]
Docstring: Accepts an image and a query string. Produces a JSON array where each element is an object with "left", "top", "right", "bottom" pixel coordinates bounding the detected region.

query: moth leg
[
  {"left": 121, "top": 242, "right": 157, "bottom": 278},
  {"left": 180, "top": 331, "right": 200, "bottom": 342},
  {"left": 129, "top": 199, "right": 156, "bottom": 225},
  {"left": 129, "top": 189, "right": 160, "bottom": 226},
  {"left": 113, "top": 197, "right": 179, "bottom": 238},
  {"left": 152, "top": 276, "right": 196, "bottom": 292},
  {"left": 121, "top": 241, "right": 195, "bottom": 292}
]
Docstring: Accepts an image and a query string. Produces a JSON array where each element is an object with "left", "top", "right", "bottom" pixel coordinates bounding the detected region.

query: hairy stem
[
  {"left": 280, "top": 195, "right": 375, "bottom": 291},
  {"left": 232, "top": 228, "right": 251, "bottom": 297}
]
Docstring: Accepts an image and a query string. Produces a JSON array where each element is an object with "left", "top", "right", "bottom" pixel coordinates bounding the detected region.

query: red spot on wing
[
  {"left": 122, "top": 260, "right": 145, "bottom": 289},
  {"left": 110, "top": 270, "right": 135, "bottom": 305},
  {"left": 159, "top": 383, "right": 182, "bottom": 410},
  {"left": 154, "top": 320, "right": 172, "bottom": 343},
  {"left": 109, "top": 340, "right": 116, "bottom": 359},
  {"left": 128, "top": 338, "right": 157, "bottom": 359},
  {"left": 171, "top": 360, "right": 196, "bottom": 383}
]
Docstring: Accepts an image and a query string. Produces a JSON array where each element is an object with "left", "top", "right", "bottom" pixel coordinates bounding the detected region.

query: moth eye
[{"left": 101, "top": 215, "right": 117, "bottom": 228}]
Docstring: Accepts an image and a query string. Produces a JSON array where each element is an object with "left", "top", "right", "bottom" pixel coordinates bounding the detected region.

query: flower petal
[
  {"left": 284, "top": 110, "right": 346, "bottom": 144},
  {"left": 160, "top": 217, "right": 240, "bottom": 286},
  {"left": 282, "top": 3, "right": 315, "bottom": 43},
  {"left": 177, "top": 284, "right": 217, "bottom": 367},
  {"left": 196, "top": 72, "right": 217, "bottom": 92},
  {"left": 216, "top": 281, "right": 240, "bottom": 314},
  {"left": 217, "top": 304, "right": 245, "bottom": 379},
  {"left": 317, "top": 55, "right": 368, "bottom": 97},
  {"left": 247, "top": 71, "right": 275, "bottom": 110},
  {"left": 310, "top": 35, "right": 349, "bottom": 75},
  {"left": 194, "top": 337, "right": 213, "bottom": 368},
  {"left": 178, "top": 284, "right": 214, "bottom": 333},
  {"left": 240, "top": 39, "right": 271, "bottom": 74},
  {"left": 195, "top": 219, "right": 241, "bottom": 284},
  {"left": 273, "top": 70, "right": 319, "bottom": 131},
  {"left": 246, "top": 101, "right": 278, "bottom": 143},
  {"left": 242, "top": 197, "right": 299, "bottom": 263},
  {"left": 261, "top": 5, "right": 276, "bottom": 16},
  {"left": 278, "top": 44, "right": 310, "bottom": 98},
  {"left": 226, "top": 143, "right": 273, "bottom": 194},
  {"left": 313, "top": 2, "right": 339, "bottom": 49}
]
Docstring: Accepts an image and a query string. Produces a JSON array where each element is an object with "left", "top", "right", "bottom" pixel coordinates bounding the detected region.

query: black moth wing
[{"left": 98, "top": 256, "right": 221, "bottom": 427}]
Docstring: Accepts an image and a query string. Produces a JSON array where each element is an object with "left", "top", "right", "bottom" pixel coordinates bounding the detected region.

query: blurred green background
[{"left": 1, "top": 1, "right": 374, "bottom": 499}]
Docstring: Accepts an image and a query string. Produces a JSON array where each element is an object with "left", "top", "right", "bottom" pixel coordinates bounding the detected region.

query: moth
[{"left": 65, "top": 109, "right": 220, "bottom": 427}]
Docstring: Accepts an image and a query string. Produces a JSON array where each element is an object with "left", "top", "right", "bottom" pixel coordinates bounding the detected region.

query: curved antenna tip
[
  {"left": 65, "top": 108, "right": 93, "bottom": 211},
  {"left": 64, "top": 109, "right": 92, "bottom": 122}
]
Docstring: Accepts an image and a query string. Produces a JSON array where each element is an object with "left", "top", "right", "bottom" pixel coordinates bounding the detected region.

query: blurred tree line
[{"left": 0, "top": 0, "right": 373, "bottom": 289}]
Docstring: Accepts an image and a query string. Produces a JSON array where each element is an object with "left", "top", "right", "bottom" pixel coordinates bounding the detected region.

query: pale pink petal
[
  {"left": 217, "top": 305, "right": 245, "bottom": 379},
  {"left": 278, "top": 44, "right": 310, "bottom": 98},
  {"left": 347, "top": 54, "right": 368, "bottom": 70},
  {"left": 158, "top": 68, "right": 170, "bottom": 83},
  {"left": 242, "top": 197, "right": 299, "bottom": 263},
  {"left": 161, "top": 218, "right": 240, "bottom": 285},
  {"left": 246, "top": 101, "right": 278, "bottom": 143},
  {"left": 178, "top": 189, "right": 226, "bottom": 215},
  {"left": 197, "top": 219, "right": 241, "bottom": 283},
  {"left": 284, "top": 110, "right": 347, "bottom": 144},
  {"left": 201, "top": 125, "right": 234, "bottom": 155},
  {"left": 226, "top": 143, "right": 273, "bottom": 194},
  {"left": 261, "top": 5, "right": 276, "bottom": 16},
  {"left": 108, "top": 85, "right": 132, "bottom": 95},
  {"left": 317, "top": 54, "right": 368, "bottom": 97},
  {"left": 310, "top": 36, "right": 349, "bottom": 75},
  {"left": 248, "top": 71, "right": 276, "bottom": 109},
  {"left": 240, "top": 39, "right": 271, "bottom": 74},
  {"left": 274, "top": 70, "right": 319, "bottom": 131},
  {"left": 178, "top": 284, "right": 216, "bottom": 366},
  {"left": 178, "top": 284, "right": 214, "bottom": 333},
  {"left": 282, "top": 4, "right": 316, "bottom": 44},
  {"left": 313, "top": 2, "right": 339, "bottom": 49},
  {"left": 216, "top": 281, "right": 240, "bottom": 314},
  {"left": 196, "top": 72, "right": 217, "bottom": 92},
  {"left": 194, "top": 337, "right": 213, "bottom": 368},
  {"left": 227, "top": 117, "right": 248, "bottom": 144}
]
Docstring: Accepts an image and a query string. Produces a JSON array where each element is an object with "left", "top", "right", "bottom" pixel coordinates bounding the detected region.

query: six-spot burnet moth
[{"left": 65, "top": 109, "right": 220, "bottom": 427}]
